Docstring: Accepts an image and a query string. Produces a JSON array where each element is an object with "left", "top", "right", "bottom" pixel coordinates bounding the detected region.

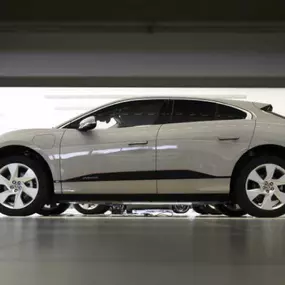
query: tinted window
[
  {"left": 66, "top": 100, "right": 169, "bottom": 129},
  {"left": 171, "top": 100, "right": 216, "bottom": 123},
  {"left": 216, "top": 104, "right": 247, "bottom": 120}
]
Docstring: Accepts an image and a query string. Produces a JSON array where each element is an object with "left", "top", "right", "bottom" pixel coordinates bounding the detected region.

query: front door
[{"left": 60, "top": 99, "right": 169, "bottom": 194}]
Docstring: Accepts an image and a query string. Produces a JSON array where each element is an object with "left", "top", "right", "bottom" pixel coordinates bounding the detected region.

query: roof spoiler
[{"left": 252, "top": 102, "right": 273, "bottom": 112}]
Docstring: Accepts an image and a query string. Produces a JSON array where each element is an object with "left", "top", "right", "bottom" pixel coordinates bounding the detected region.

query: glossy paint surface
[
  {"left": 60, "top": 125, "right": 161, "bottom": 193},
  {"left": 0, "top": 128, "right": 65, "bottom": 181},
  {"left": 157, "top": 119, "right": 255, "bottom": 193}
]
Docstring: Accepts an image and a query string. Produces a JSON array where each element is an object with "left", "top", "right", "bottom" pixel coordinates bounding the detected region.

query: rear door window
[
  {"left": 215, "top": 104, "right": 247, "bottom": 120},
  {"left": 171, "top": 100, "right": 216, "bottom": 123}
]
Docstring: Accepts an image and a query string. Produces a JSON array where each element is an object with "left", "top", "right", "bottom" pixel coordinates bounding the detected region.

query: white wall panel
[{"left": 0, "top": 87, "right": 284, "bottom": 134}]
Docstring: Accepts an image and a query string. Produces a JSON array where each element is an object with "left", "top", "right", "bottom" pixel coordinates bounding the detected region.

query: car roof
[
  {"left": 104, "top": 95, "right": 258, "bottom": 110},
  {"left": 102, "top": 95, "right": 250, "bottom": 105}
]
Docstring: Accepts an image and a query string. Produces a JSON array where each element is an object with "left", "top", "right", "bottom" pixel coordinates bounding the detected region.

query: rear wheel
[
  {"left": 234, "top": 156, "right": 285, "bottom": 218},
  {"left": 215, "top": 203, "right": 246, "bottom": 217},
  {"left": 0, "top": 155, "right": 49, "bottom": 216},
  {"left": 74, "top": 203, "right": 110, "bottom": 215},
  {"left": 37, "top": 203, "right": 70, "bottom": 216}
]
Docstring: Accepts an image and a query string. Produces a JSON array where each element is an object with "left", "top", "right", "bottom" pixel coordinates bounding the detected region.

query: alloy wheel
[
  {"left": 0, "top": 163, "right": 39, "bottom": 209},
  {"left": 246, "top": 163, "right": 285, "bottom": 210}
]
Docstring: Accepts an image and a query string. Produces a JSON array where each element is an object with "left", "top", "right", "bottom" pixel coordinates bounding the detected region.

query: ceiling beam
[
  {"left": 1, "top": 21, "right": 285, "bottom": 33},
  {"left": 0, "top": 76, "right": 285, "bottom": 88}
]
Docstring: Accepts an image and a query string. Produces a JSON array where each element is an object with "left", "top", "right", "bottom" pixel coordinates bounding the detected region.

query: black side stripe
[{"left": 59, "top": 170, "right": 230, "bottom": 183}]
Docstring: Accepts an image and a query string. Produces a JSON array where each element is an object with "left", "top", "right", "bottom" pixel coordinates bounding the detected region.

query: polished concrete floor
[{"left": 0, "top": 213, "right": 284, "bottom": 285}]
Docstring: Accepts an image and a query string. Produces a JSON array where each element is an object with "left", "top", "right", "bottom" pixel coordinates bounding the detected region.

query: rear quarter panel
[{"left": 250, "top": 121, "right": 285, "bottom": 149}]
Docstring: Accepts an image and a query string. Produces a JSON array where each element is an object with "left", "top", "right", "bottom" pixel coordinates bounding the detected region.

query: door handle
[
  {"left": 218, "top": 137, "right": 240, "bottom": 141},
  {"left": 128, "top": 141, "right": 148, "bottom": 146}
]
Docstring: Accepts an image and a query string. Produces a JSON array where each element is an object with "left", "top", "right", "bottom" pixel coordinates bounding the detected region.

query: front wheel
[
  {"left": 37, "top": 203, "right": 70, "bottom": 216},
  {"left": 0, "top": 155, "right": 50, "bottom": 216},
  {"left": 234, "top": 156, "right": 285, "bottom": 218},
  {"left": 74, "top": 203, "right": 110, "bottom": 215}
]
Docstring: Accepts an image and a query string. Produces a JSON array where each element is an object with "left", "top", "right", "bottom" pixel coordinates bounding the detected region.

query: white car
[{"left": 0, "top": 96, "right": 284, "bottom": 217}]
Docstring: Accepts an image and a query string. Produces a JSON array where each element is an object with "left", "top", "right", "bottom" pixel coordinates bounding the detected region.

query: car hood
[
  {"left": 0, "top": 128, "right": 62, "bottom": 137},
  {"left": 0, "top": 128, "right": 66, "bottom": 147}
]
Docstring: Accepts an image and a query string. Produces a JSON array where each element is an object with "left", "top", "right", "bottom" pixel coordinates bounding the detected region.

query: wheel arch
[
  {"left": 230, "top": 144, "right": 285, "bottom": 198},
  {"left": 0, "top": 145, "right": 55, "bottom": 193}
]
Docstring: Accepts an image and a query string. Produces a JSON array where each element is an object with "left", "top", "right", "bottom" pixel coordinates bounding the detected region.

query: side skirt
[{"left": 53, "top": 193, "right": 230, "bottom": 204}]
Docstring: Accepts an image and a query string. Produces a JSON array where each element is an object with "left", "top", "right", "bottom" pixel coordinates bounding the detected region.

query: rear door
[{"left": 156, "top": 99, "right": 255, "bottom": 194}]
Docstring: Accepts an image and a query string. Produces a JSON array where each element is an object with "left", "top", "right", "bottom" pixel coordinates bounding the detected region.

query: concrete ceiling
[
  {"left": 2, "top": 0, "right": 285, "bottom": 23},
  {"left": 1, "top": 0, "right": 285, "bottom": 87}
]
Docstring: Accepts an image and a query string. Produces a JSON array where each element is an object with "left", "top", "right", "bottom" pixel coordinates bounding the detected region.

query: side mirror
[{"left": 78, "top": 116, "right": 97, "bottom": 131}]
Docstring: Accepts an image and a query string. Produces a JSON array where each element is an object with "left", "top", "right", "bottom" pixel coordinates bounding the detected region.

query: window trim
[{"left": 169, "top": 99, "right": 252, "bottom": 124}]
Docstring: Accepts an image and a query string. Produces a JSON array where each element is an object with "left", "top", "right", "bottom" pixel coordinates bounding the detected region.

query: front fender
[{"left": 0, "top": 129, "right": 66, "bottom": 182}]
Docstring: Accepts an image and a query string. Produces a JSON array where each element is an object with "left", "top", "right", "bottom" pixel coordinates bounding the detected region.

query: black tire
[
  {"left": 0, "top": 155, "right": 50, "bottom": 216},
  {"left": 234, "top": 155, "right": 285, "bottom": 218},
  {"left": 37, "top": 203, "right": 70, "bottom": 216},
  {"left": 74, "top": 203, "right": 110, "bottom": 215},
  {"left": 204, "top": 204, "right": 221, "bottom": 215},
  {"left": 172, "top": 204, "right": 191, "bottom": 214},
  {"left": 215, "top": 203, "right": 246, "bottom": 217},
  {"left": 192, "top": 204, "right": 208, "bottom": 215}
]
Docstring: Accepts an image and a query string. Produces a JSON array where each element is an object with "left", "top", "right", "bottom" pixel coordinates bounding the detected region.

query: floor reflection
[{"left": 0, "top": 216, "right": 284, "bottom": 285}]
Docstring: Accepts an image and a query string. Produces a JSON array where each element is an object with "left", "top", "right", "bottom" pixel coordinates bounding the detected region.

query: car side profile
[{"left": 0, "top": 96, "right": 285, "bottom": 217}]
